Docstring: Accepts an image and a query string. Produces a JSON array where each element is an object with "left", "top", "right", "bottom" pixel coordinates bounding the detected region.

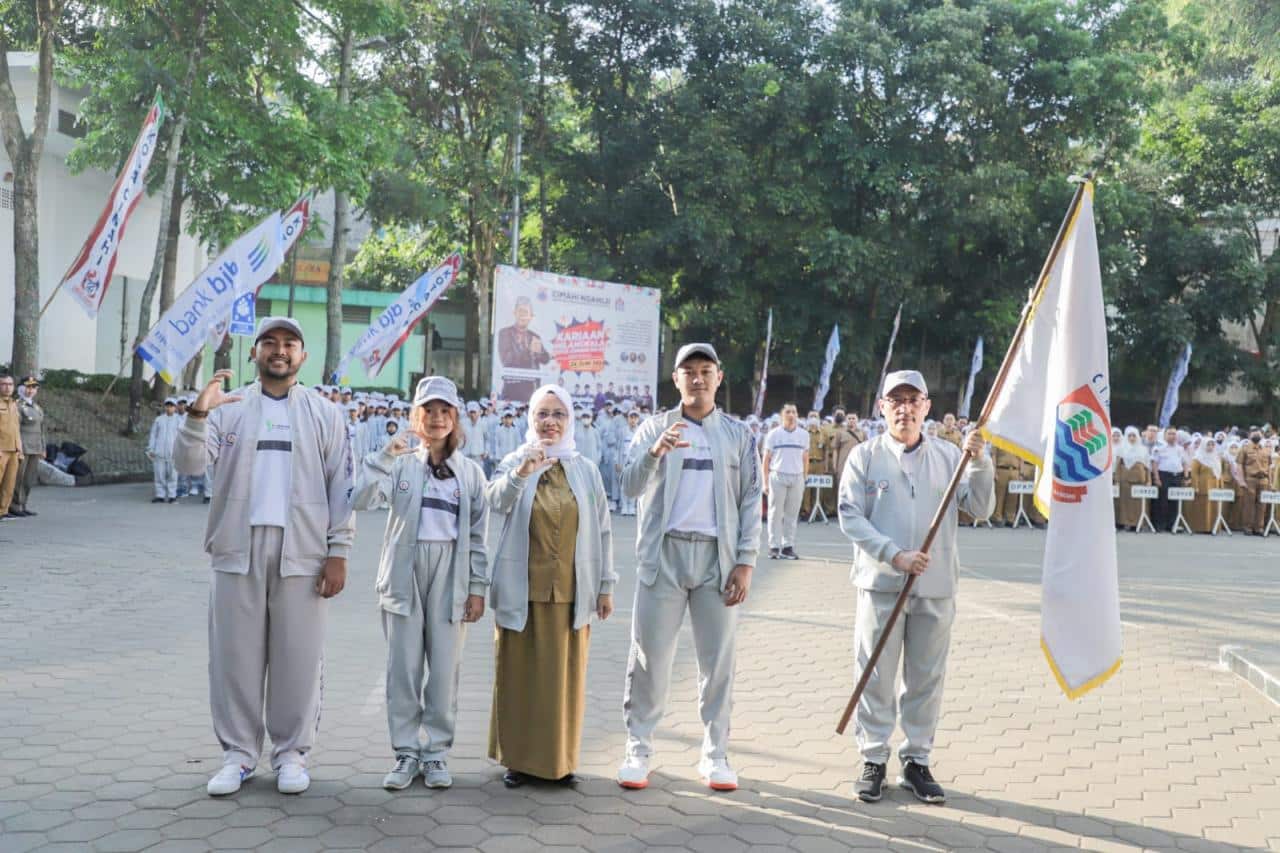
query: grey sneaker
[
  {"left": 422, "top": 759, "right": 452, "bottom": 789},
  {"left": 382, "top": 755, "right": 420, "bottom": 790}
]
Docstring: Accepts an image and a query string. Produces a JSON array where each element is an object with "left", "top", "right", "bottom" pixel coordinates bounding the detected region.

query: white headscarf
[
  {"left": 1194, "top": 439, "right": 1222, "bottom": 479},
  {"left": 523, "top": 384, "right": 578, "bottom": 459},
  {"left": 1117, "top": 426, "right": 1149, "bottom": 468}
]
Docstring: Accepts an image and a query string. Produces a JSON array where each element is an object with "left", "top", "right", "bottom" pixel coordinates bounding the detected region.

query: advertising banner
[{"left": 491, "top": 266, "right": 661, "bottom": 409}]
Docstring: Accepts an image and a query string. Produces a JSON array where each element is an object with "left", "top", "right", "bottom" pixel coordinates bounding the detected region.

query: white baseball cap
[
  {"left": 413, "top": 376, "right": 463, "bottom": 409},
  {"left": 254, "top": 315, "right": 305, "bottom": 345},
  {"left": 880, "top": 369, "right": 929, "bottom": 399},
  {"left": 674, "top": 342, "right": 720, "bottom": 367}
]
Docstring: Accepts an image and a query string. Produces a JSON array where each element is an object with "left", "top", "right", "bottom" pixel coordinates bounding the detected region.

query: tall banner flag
[
  {"left": 225, "top": 196, "right": 312, "bottom": 338},
  {"left": 61, "top": 93, "right": 166, "bottom": 318},
  {"left": 332, "top": 252, "right": 462, "bottom": 383},
  {"left": 871, "top": 303, "right": 903, "bottom": 415},
  {"left": 754, "top": 308, "right": 773, "bottom": 418},
  {"left": 1158, "top": 342, "right": 1193, "bottom": 428},
  {"left": 980, "top": 182, "right": 1121, "bottom": 699},
  {"left": 958, "top": 336, "right": 984, "bottom": 419},
  {"left": 136, "top": 212, "right": 283, "bottom": 383},
  {"left": 812, "top": 324, "right": 840, "bottom": 412}
]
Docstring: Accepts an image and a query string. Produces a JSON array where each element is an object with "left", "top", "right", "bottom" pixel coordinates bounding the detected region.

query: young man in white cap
[
  {"left": 838, "top": 369, "right": 993, "bottom": 805},
  {"left": 617, "top": 343, "right": 762, "bottom": 792},
  {"left": 148, "top": 397, "right": 182, "bottom": 503},
  {"left": 176, "top": 316, "right": 355, "bottom": 797},
  {"left": 461, "top": 401, "right": 488, "bottom": 470},
  {"left": 761, "top": 403, "right": 807, "bottom": 559}
]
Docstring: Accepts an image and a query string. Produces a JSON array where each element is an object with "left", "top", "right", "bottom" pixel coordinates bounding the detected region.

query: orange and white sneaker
[
  {"left": 617, "top": 755, "right": 650, "bottom": 789},
  {"left": 698, "top": 757, "right": 738, "bottom": 791}
]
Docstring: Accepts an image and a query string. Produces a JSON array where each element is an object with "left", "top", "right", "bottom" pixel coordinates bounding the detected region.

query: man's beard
[{"left": 259, "top": 358, "right": 296, "bottom": 380}]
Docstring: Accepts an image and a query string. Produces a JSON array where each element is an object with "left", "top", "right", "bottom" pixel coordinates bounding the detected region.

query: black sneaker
[
  {"left": 202, "top": 496, "right": 211, "bottom": 504},
  {"left": 167, "top": 498, "right": 177, "bottom": 504},
  {"left": 151, "top": 498, "right": 165, "bottom": 504},
  {"left": 899, "top": 761, "right": 945, "bottom": 804},
  {"left": 780, "top": 546, "right": 799, "bottom": 560},
  {"left": 854, "top": 762, "right": 886, "bottom": 802},
  {"left": 768, "top": 548, "right": 779, "bottom": 560}
]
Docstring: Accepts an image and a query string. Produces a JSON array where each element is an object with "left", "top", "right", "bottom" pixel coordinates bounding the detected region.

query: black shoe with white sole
[
  {"left": 854, "top": 762, "right": 886, "bottom": 802},
  {"left": 899, "top": 761, "right": 945, "bottom": 803},
  {"left": 780, "top": 546, "right": 799, "bottom": 560}
]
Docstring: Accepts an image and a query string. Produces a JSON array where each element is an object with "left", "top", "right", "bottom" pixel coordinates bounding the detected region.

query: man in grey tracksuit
[
  {"left": 148, "top": 398, "right": 182, "bottom": 502},
  {"left": 176, "top": 317, "right": 354, "bottom": 798},
  {"left": 838, "top": 370, "right": 993, "bottom": 805},
  {"left": 617, "top": 343, "right": 761, "bottom": 792}
]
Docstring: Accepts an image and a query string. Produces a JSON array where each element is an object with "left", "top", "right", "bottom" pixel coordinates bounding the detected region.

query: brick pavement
[{"left": 1, "top": 484, "right": 1277, "bottom": 852}]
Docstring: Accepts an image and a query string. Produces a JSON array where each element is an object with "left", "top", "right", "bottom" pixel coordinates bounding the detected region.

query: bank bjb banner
[{"left": 491, "top": 266, "right": 661, "bottom": 409}]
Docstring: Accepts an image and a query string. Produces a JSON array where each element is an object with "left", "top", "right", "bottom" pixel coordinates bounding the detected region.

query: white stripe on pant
[
  {"left": 852, "top": 588, "right": 955, "bottom": 766},
  {"left": 767, "top": 470, "right": 803, "bottom": 549},
  {"left": 209, "top": 526, "right": 327, "bottom": 771},
  {"left": 623, "top": 534, "right": 737, "bottom": 762},
  {"left": 382, "top": 541, "right": 466, "bottom": 762}
]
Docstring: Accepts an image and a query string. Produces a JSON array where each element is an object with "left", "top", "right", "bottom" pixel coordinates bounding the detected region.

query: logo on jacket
[
  {"left": 397, "top": 480, "right": 410, "bottom": 492},
  {"left": 1052, "top": 383, "right": 1111, "bottom": 504},
  {"left": 223, "top": 432, "right": 238, "bottom": 446}
]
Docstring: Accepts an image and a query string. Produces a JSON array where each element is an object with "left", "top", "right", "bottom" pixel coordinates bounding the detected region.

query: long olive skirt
[{"left": 488, "top": 602, "right": 590, "bottom": 779}]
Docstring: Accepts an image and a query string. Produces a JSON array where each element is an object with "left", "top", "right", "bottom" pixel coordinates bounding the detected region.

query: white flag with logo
[
  {"left": 812, "top": 324, "right": 840, "bottom": 412},
  {"left": 137, "top": 212, "right": 283, "bottom": 383},
  {"left": 980, "top": 183, "right": 1121, "bottom": 699}
]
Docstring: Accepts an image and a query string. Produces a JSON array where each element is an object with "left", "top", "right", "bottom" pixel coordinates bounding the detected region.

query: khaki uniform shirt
[
  {"left": 0, "top": 398, "right": 21, "bottom": 453},
  {"left": 1238, "top": 443, "right": 1273, "bottom": 482},
  {"left": 528, "top": 463, "right": 579, "bottom": 603},
  {"left": 937, "top": 426, "right": 963, "bottom": 448}
]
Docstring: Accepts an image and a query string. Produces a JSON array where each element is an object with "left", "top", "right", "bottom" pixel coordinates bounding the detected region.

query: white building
[{"left": 1, "top": 52, "right": 207, "bottom": 375}]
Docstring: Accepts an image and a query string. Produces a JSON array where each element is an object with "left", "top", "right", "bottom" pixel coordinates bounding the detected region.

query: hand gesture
[
  {"left": 649, "top": 422, "right": 690, "bottom": 458},
  {"left": 891, "top": 550, "right": 930, "bottom": 576},
  {"left": 385, "top": 435, "right": 413, "bottom": 456},
  {"left": 517, "top": 439, "right": 557, "bottom": 477},
  {"left": 193, "top": 369, "right": 244, "bottom": 412}
]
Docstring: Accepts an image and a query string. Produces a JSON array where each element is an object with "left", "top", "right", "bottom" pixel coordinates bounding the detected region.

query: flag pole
[{"left": 836, "top": 175, "right": 1093, "bottom": 735}]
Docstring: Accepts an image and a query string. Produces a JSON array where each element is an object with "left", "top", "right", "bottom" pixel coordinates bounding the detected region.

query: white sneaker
[
  {"left": 382, "top": 755, "right": 420, "bottom": 790},
  {"left": 698, "top": 757, "right": 738, "bottom": 791},
  {"left": 207, "top": 763, "right": 252, "bottom": 796},
  {"left": 276, "top": 762, "right": 310, "bottom": 794},
  {"left": 617, "top": 755, "right": 650, "bottom": 790},
  {"left": 422, "top": 759, "right": 452, "bottom": 789}
]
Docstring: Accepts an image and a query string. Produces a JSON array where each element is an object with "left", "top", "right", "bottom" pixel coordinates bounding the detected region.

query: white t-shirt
[
  {"left": 764, "top": 425, "right": 808, "bottom": 475},
  {"left": 666, "top": 419, "right": 717, "bottom": 537},
  {"left": 250, "top": 395, "right": 293, "bottom": 527},
  {"left": 418, "top": 472, "right": 461, "bottom": 541}
]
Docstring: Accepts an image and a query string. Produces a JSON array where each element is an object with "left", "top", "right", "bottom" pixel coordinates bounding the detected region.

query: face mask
[
  {"left": 808, "top": 417, "right": 819, "bottom": 427},
  {"left": 1251, "top": 435, "right": 1262, "bottom": 444}
]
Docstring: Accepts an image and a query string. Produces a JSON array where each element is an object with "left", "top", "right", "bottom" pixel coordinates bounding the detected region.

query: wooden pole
[{"left": 836, "top": 176, "right": 1091, "bottom": 735}]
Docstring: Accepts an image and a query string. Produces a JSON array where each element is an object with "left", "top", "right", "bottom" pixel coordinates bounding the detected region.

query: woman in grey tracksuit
[{"left": 354, "top": 376, "right": 490, "bottom": 792}]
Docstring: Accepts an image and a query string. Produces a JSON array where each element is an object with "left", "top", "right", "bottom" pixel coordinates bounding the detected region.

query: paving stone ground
[{"left": 1, "top": 484, "right": 1278, "bottom": 852}]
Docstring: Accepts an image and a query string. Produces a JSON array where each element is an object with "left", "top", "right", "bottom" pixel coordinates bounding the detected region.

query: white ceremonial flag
[
  {"left": 980, "top": 182, "right": 1121, "bottom": 699},
  {"left": 136, "top": 212, "right": 283, "bottom": 383},
  {"left": 812, "top": 324, "right": 840, "bottom": 412},
  {"left": 958, "top": 336, "right": 984, "bottom": 419},
  {"left": 754, "top": 308, "right": 773, "bottom": 418},
  {"left": 332, "top": 252, "right": 462, "bottom": 383}
]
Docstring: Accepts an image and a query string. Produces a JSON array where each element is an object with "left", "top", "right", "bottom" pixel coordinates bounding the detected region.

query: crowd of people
[{"left": 0, "top": 374, "right": 46, "bottom": 520}]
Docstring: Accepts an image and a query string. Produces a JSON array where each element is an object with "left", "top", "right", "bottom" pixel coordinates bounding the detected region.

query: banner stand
[
  {"left": 1260, "top": 491, "right": 1280, "bottom": 538},
  {"left": 1130, "top": 485, "right": 1158, "bottom": 533},
  {"left": 1209, "top": 488, "right": 1236, "bottom": 537},
  {"left": 805, "top": 474, "right": 831, "bottom": 524},
  {"left": 1168, "top": 487, "right": 1195, "bottom": 535},
  {"left": 1008, "top": 480, "right": 1035, "bottom": 529}
]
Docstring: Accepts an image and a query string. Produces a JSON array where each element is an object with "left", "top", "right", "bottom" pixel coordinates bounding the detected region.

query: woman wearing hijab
[
  {"left": 1224, "top": 439, "right": 1247, "bottom": 531},
  {"left": 1114, "top": 427, "right": 1151, "bottom": 531},
  {"left": 353, "top": 377, "right": 490, "bottom": 791},
  {"left": 485, "top": 384, "right": 615, "bottom": 788},
  {"left": 1187, "top": 437, "right": 1224, "bottom": 534}
]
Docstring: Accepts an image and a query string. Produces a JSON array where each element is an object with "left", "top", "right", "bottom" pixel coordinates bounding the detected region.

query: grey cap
[
  {"left": 412, "top": 376, "right": 462, "bottom": 409},
  {"left": 465, "top": 400, "right": 481, "bottom": 413},
  {"left": 674, "top": 342, "right": 720, "bottom": 367},
  {"left": 880, "top": 369, "right": 929, "bottom": 398},
  {"left": 163, "top": 397, "right": 177, "bottom": 405},
  {"left": 345, "top": 402, "right": 359, "bottom": 412},
  {"left": 255, "top": 315, "right": 305, "bottom": 345}
]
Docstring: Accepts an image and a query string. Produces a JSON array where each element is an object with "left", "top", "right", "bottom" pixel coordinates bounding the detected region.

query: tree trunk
[
  {"left": 322, "top": 26, "right": 355, "bottom": 382},
  {"left": 0, "top": 0, "right": 59, "bottom": 379},
  {"left": 153, "top": 172, "right": 185, "bottom": 401},
  {"left": 125, "top": 10, "right": 207, "bottom": 434},
  {"left": 475, "top": 228, "right": 497, "bottom": 398}
]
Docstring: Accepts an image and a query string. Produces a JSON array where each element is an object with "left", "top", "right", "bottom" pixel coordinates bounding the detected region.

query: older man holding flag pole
[{"left": 836, "top": 176, "right": 1121, "bottom": 804}]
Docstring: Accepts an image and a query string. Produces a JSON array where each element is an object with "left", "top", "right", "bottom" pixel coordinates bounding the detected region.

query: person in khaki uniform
[
  {"left": 1237, "top": 428, "right": 1274, "bottom": 535},
  {"left": 0, "top": 375, "right": 23, "bottom": 520},
  {"left": 991, "top": 446, "right": 1022, "bottom": 527},
  {"left": 12, "top": 377, "right": 45, "bottom": 517},
  {"left": 1186, "top": 439, "right": 1223, "bottom": 534},
  {"left": 1114, "top": 427, "right": 1151, "bottom": 531},
  {"left": 827, "top": 412, "right": 863, "bottom": 490},
  {"left": 800, "top": 411, "right": 828, "bottom": 517},
  {"left": 936, "top": 413, "right": 963, "bottom": 448}
]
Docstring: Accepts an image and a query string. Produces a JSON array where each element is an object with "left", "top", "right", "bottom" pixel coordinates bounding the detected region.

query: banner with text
[{"left": 491, "top": 265, "right": 661, "bottom": 409}]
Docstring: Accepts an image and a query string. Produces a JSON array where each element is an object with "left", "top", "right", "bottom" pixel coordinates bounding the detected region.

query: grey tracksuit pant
[
  {"left": 853, "top": 588, "right": 955, "bottom": 766},
  {"left": 624, "top": 533, "right": 738, "bottom": 762},
  {"left": 767, "top": 471, "right": 803, "bottom": 549},
  {"left": 209, "top": 527, "right": 327, "bottom": 771},
  {"left": 153, "top": 457, "right": 177, "bottom": 499},
  {"left": 382, "top": 541, "right": 466, "bottom": 762}
]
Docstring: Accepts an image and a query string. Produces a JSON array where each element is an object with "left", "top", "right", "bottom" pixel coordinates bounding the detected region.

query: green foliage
[{"left": 346, "top": 224, "right": 441, "bottom": 291}]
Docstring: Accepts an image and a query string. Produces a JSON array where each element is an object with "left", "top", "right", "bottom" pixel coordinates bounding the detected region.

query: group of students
[{"left": 176, "top": 318, "right": 758, "bottom": 801}]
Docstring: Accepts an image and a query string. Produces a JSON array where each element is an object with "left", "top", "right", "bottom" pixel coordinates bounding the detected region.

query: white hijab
[
  {"left": 522, "top": 384, "right": 578, "bottom": 459},
  {"left": 1193, "top": 440, "right": 1222, "bottom": 479},
  {"left": 1116, "top": 426, "right": 1149, "bottom": 468}
]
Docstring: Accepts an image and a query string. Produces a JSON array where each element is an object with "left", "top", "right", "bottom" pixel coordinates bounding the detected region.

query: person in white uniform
[
  {"left": 618, "top": 410, "right": 641, "bottom": 516},
  {"left": 838, "top": 370, "right": 993, "bottom": 805},
  {"left": 148, "top": 397, "right": 182, "bottom": 503},
  {"left": 617, "top": 343, "right": 762, "bottom": 792},
  {"left": 461, "top": 401, "right": 489, "bottom": 472},
  {"left": 762, "top": 403, "right": 807, "bottom": 559},
  {"left": 491, "top": 408, "right": 523, "bottom": 461},
  {"left": 175, "top": 317, "right": 354, "bottom": 798},
  {"left": 355, "top": 376, "right": 489, "bottom": 791},
  {"left": 576, "top": 410, "right": 602, "bottom": 470}
]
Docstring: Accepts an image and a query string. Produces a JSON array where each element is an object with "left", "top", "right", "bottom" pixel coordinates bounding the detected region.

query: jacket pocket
[{"left": 288, "top": 501, "right": 330, "bottom": 562}]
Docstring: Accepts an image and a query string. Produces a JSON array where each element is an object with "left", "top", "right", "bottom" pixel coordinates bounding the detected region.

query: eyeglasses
[
  {"left": 535, "top": 410, "right": 569, "bottom": 422},
  {"left": 884, "top": 395, "right": 927, "bottom": 408}
]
